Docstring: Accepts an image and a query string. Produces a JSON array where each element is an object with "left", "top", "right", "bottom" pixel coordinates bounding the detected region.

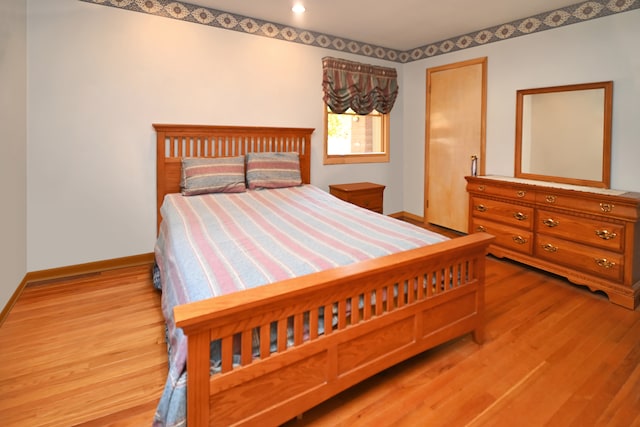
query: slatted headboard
[{"left": 154, "top": 124, "right": 315, "bottom": 230}]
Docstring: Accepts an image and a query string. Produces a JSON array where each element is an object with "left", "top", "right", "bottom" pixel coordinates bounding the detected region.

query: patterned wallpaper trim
[{"left": 78, "top": 0, "right": 638, "bottom": 63}]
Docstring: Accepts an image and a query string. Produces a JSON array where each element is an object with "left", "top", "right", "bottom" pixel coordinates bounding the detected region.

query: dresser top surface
[{"left": 467, "top": 175, "right": 640, "bottom": 200}]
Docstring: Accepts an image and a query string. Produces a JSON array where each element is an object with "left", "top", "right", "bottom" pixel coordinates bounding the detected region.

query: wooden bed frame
[{"left": 154, "top": 124, "right": 494, "bottom": 426}]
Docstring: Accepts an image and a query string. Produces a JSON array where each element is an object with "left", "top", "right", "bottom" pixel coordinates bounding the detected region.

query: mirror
[{"left": 515, "top": 81, "right": 613, "bottom": 188}]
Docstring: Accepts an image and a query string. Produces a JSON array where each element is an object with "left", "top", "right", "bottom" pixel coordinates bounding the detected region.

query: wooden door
[{"left": 425, "top": 57, "right": 486, "bottom": 233}]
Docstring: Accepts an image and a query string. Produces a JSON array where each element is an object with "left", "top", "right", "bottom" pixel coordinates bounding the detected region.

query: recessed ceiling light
[{"left": 292, "top": 4, "right": 305, "bottom": 14}]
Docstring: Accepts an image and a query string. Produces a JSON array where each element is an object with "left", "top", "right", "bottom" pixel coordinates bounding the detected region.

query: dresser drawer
[
  {"left": 467, "top": 181, "right": 536, "bottom": 202},
  {"left": 535, "top": 234, "right": 623, "bottom": 281},
  {"left": 536, "top": 192, "right": 638, "bottom": 220},
  {"left": 470, "top": 197, "right": 533, "bottom": 229},
  {"left": 471, "top": 219, "right": 533, "bottom": 255},
  {"left": 537, "top": 209, "right": 624, "bottom": 252}
]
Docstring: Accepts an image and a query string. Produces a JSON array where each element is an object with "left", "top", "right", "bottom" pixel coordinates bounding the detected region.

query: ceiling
[{"left": 185, "top": 0, "right": 582, "bottom": 50}]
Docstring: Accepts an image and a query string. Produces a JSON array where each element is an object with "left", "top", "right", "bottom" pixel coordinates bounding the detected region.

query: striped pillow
[
  {"left": 181, "top": 156, "right": 246, "bottom": 196},
  {"left": 246, "top": 152, "right": 302, "bottom": 190}
]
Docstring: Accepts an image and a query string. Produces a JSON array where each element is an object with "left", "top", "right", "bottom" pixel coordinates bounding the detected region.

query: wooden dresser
[
  {"left": 466, "top": 175, "right": 640, "bottom": 309},
  {"left": 329, "top": 182, "right": 385, "bottom": 213}
]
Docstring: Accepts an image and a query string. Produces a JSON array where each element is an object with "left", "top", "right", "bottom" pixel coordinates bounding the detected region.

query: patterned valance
[{"left": 322, "top": 57, "right": 399, "bottom": 115}]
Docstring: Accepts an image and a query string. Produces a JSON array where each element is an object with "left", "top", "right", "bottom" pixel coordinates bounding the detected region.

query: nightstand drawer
[
  {"left": 329, "top": 182, "right": 385, "bottom": 213},
  {"left": 348, "top": 192, "right": 383, "bottom": 211}
]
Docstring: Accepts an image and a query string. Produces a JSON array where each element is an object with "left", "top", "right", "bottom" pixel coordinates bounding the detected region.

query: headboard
[{"left": 154, "top": 124, "right": 315, "bottom": 230}]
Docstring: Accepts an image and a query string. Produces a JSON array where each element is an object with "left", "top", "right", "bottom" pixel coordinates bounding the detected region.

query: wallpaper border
[{"left": 78, "top": 0, "right": 638, "bottom": 63}]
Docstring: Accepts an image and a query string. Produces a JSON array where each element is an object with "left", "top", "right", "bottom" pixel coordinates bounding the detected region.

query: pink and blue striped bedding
[{"left": 153, "top": 184, "right": 448, "bottom": 426}]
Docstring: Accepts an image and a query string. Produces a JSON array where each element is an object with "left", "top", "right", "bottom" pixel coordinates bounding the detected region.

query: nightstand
[{"left": 329, "top": 182, "right": 385, "bottom": 213}]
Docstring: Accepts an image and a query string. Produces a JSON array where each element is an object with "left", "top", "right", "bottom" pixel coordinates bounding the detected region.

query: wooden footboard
[{"left": 175, "top": 232, "right": 494, "bottom": 426}]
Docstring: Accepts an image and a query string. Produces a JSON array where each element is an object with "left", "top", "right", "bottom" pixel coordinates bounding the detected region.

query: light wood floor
[
  {"left": 0, "top": 266, "right": 167, "bottom": 426},
  {"left": 1, "top": 255, "right": 639, "bottom": 426}
]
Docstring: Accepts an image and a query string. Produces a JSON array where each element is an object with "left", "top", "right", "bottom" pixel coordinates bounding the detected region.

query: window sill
[{"left": 323, "top": 153, "right": 390, "bottom": 165}]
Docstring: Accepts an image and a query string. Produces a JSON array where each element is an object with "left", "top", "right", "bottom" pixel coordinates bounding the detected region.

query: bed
[{"left": 152, "top": 124, "right": 494, "bottom": 426}]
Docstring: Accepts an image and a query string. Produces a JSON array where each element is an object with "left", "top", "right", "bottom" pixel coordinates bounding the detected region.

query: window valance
[{"left": 322, "top": 57, "right": 399, "bottom": 115}]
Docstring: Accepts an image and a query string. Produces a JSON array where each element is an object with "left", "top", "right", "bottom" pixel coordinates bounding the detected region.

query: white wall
[
  {"left": 26, "top": 0, "right": 403, "bottom": 271},
  {"left": 0, "top": 1, "right": 27, "bottom": 311},
  {"left": 21, "top": 1, "right": 640, "bottom": 277},
  {"left": 402, "top": 9, "right": 640, "bottom": 216}
]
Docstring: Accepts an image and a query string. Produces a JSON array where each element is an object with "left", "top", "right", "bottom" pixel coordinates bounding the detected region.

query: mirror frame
[{"left": 514, "top": 81, "right": 613, "bottom": 188}]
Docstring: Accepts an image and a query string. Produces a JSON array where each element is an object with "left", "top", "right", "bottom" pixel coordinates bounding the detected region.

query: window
[
  {"left": 324, "top": 107, "right": 389, "bottom": 164},
  {"left": 321, "top": 57, "right": 397, "bottom": 165}
]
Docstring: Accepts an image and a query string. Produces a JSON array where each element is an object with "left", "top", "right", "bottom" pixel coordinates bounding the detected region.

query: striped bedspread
[{"left": 153, "top": 185, "right": 448, "bottom": 426}]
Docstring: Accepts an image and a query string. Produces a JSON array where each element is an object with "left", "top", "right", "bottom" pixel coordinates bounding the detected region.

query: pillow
[
  {"left": 181, "top": 156, "right": 246, "bottom": 196},
  {"left": 245, "top": 152, "right": 302, "bottom": 190}
]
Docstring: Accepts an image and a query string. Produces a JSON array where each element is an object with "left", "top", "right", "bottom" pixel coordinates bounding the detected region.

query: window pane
[{"left": 327, "top": 110, "right": 384, "bottom": 155}]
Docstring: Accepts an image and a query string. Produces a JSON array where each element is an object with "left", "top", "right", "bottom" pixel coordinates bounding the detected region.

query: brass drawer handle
[
  {"left": 545, "top": 195, "right": 556, "bottom": 204},
  {"left": 475, "top": 204, "right": 487, "bottom": 212},
  {"left": 512, "top": 235, "right": 528, "bottom": 245},
  {"left": 595, "top": 258, "right": 615, "bottom": 269},
  {"left": 516, "top": 191, "right": 526, "bottom": 198},
  {"left": 541, "top": 243, "right": 558, "bottom": 253},
  {"left": 478, "top": 185, "right": 485, "bottom": 191},
  {"left": 542, "top": 218, "right": 559, "bottom": 228},
  {"left": 600, "top": 203, "right": 614, "bottom": 213},
  {"left": 476, "top": 225, "right": 486, "bottom": 232},
  {"left": 513, "top": 212, "right": 528, "bottom": 221},
  {"left": 595, "top": 229, "right": 617, "bottom": 240}
]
